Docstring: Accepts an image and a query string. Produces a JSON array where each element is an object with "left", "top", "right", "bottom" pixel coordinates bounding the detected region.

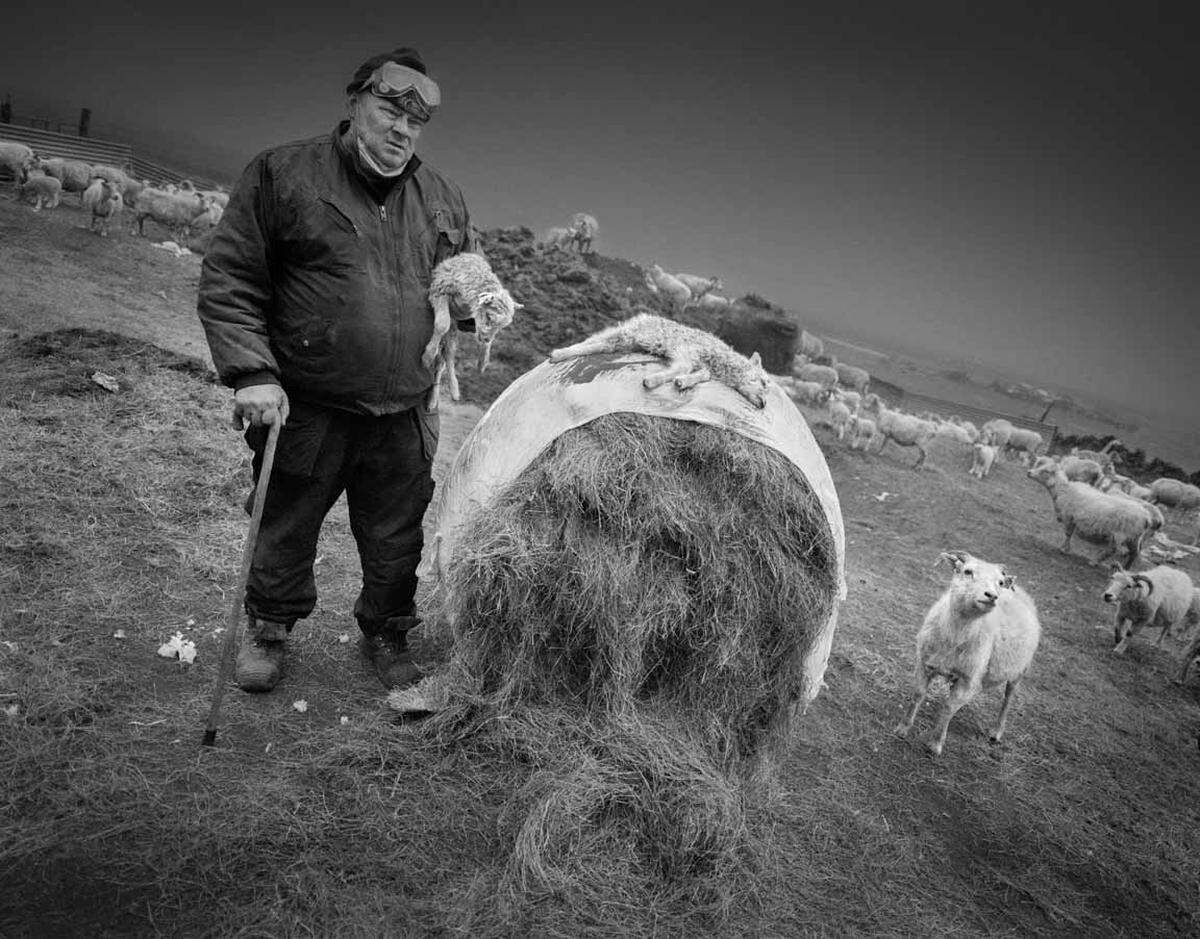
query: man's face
[{"left": 349, "top": 92, "right": 424, "bottom": 171}]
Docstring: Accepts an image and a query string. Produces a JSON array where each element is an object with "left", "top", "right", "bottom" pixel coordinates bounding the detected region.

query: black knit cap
[{"left": 345, "top": 47, "right": 428, "bottom": 95}]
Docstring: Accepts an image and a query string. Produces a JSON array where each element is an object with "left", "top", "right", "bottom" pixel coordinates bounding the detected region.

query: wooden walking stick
[{"left": 202, "top": 419, "right": 282, "bottom": 746}]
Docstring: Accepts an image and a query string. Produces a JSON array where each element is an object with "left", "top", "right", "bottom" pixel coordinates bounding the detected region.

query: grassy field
[{"left": 2, "top": 197, "right": 1199, "bottom": 936}]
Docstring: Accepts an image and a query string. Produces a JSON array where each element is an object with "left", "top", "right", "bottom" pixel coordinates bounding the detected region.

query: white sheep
[
  {"left": 90, "top": 163, "right": 133, "bottom": 197},
  {"left": 37, "top": 156, "right": 93, "bottom": 203},
  {"left": 82, "top": 177, "right": 124, "bottom": 236},
  {"left": 895, "top": 551, "right": 1040, "bottom": 755},
  {"left": 1072, "top": 438, "right": 1122, "bottom": 469},
  {"left": 540, "top": 225, "right": 575, "bottom": 250},
  {"left": 951, "top": 418, "right": 981, "bottom": 443},
  {"left": 1102, "top": 565, "right": 1200, "bottom": 655},
  {"left": 1026, "top": 459, "right": 1154, "bottom": 567},
  {"left": 1096, "top": 470, "right": 1153, "bottom": 502},
  {"left": 969, "top": 442, "right": 998, "bottom": 479},
  {"left": 793, "top": 361, "right": 839, "bottom": 389},
  {"left": 832, "top": 388, "right": 862, "bottom": 414},
  {"left": 799, "top": 329, "right": 823, "bottom": 359},
  {"left": 1030, "top": 454, "right": 1103, "bottom": 486},
  {"left": 0, "top": 140, "right": 36, "bottom": 193},
  {"left": 673, "top": 272, "right": 722, "bottom": 300},
  {"left": 934, "top": 420, "right": 975, "bottom": 448},
  {"left": 1147, "top": 478, "right": 1200, "bottom": 513},
  {"left": 200, "top": 189, "right": 230, "bottom": 209},
  {"left": 863, "top": 394, "right": 937, "bottom": 469},
  {"left": 694, "top": 292, "right": 731, "bottom": 311},
  {"left": 131, "top": 187, "right": 211, "bottom": 241},
  {"left": 645, "top": 264, "right": 693, "bottom": 314},
  {"left": 568, "top": 212, "right": 598, "bottom": 253},
  {"left": 848, "top": 415, "right": 877, "bottom": 451},
  {"left": 421, "top": 252, "right": 522, "bottom": 412},
  {"left": 18, "top": 171, "right": 62, "bottom": 211},
  {"left": 780, "top": 377, "right": 831, "bottom": 408},
  {"left": 826, "top": 398, "right": 853, "bottom": 441},
  {"left": 981, "top": 418, "right": 1015, "bottom": 450},
  {"left": 834, "top": 361, "right": 870, "bottom": 395},
  {"left": 1005, "top": 427, "right": 1045, "bottom": 465}
]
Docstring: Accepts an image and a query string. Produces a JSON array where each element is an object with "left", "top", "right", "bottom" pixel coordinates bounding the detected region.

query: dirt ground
[{"left": 2, "top": 194, "right": 1199, "bottom": 936}]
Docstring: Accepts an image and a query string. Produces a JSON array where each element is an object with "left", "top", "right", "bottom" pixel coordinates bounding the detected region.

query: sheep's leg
[
  {"left": 1060, "top": 520, "right": 1076, "bottom": 554},
  {"left": 927, "top": 679, "right": 977, "bottom": 756},
  {"left": 913, "top": 445, "right": 927, "bottom": 469},
  {"left": 895, "top": 668, "right": 932, "bottom": 736},
  {"left": 1113, "top": 618, "right": 1138, "bottom": 654},
  {"left": 1156, "top": 622, "right": 1170, "bottom": 648},
  {"left": 989, "top": 679, "right": 1021, "bottom": 743},
  {"left": 1112, "top": 610, "right": 1126, "bottom": 648},
  {"left": 1174, "top": 635, "right": 1200, "bottom": 685},
  {"left": 421, "top": 297, "right": 451, "bottom": 370},
  {"left": 672, "top": 366, "right": 712, "bottom": 391},
  {"left": 548, "top": 335, "right": 617, "bottom": 362}
]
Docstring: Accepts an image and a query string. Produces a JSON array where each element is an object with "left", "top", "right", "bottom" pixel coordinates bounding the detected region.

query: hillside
[{"left": 2, "top": 194, "right": 1200, "bottom": 936}]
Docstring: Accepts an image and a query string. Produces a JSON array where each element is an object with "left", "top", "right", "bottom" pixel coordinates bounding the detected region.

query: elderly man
[{"left": 197, "top": 47, "right": 476, "bottom": 692}]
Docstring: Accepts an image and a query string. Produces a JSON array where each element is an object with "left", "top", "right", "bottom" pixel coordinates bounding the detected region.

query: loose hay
[{"left": 412, "top": 412, "right": 839, "bottom": 915}]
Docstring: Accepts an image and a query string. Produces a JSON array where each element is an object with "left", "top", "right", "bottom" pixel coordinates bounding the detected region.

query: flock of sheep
[
  {"left": 775, "top": 333, "right": 1200, "bottom": 753},
  {"left": 0, "top": 138, "right": 227, "bottom": 243}
]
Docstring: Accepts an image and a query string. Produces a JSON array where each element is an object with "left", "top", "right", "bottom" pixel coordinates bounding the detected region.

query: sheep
[
  {"left": 645, "top": 264, "right": 693, "bottom": 314},
  {"left": 694, "top": 292, "right": 731, "bottom": 311},
  {"left": 82, "top": 177, "right": 123, "bottom": 236},
  {"left": 826, "top": 398, "right": 854, "bottom": 441},
  {"left": 862, "top": 394, "right": 938, "bottom": 469},
  {"left": 969, "top": 442, "right": 998, "bottom": 479},
  {"left": 833, "top": 361, "right": 870, "bottom": 395},
  {"left": 848, "top": 415, "right": 877, "bottom": 451},
  {"left": 779, "top": 377, "right": 831, "bottom": 408},
  {"left": 799, "top": 329, "right": 823, "bottom": 359},
  {"left": 18, "top": 170, "right": 62, "bottom": 211},
  {"left": 981, "top": 418, "right": 1014, "bottom": 450},
  {"left": 1172, "top": 590, "right": 1200, "bottom": 684},
  {"left": 90, "top": 163, "right": 133, "bottom": 196},
  {"left": 934, "top": 420, "right": 975, "bottom": 448},
  {"left": 200, "top": 189, "right": 230, "bottom": 209},
  {"left": 1030, "top": 454, "right": 1103, "bottom": 486},
  {"left": 832, "top": 388, "right": 862, "bottom": 414},
  {"left": 673, "top": 272, "right": 722, "bottom": 300},
  {"left": 1005, "top": 427, "right": 1045, "bottom": 465},
  {"left": 131, "top": 187, "right": 211, "bottom": 241},
  {"left": 1026, "top": 459, "right": 1154, "bottom": 567},
  {"left": 895, "top": 551, "right": 1040, "bottom": 755},
  {"left": 1147, "top": 478, "right": 1200, "bottom": 513},
  {"left": 793, "top": 361, "right": 839, "bottom": 389},
  {"left": 1096, "top": 470, "right": 1153, "bottom": 502},
  {"left": 1102, "top": 565, "right": 1200, "bottom": 655},
  {"left": 568, "top": 212, "right": 599, "bottom": 253},
  {"left": 35, "top": 156, "right": 92, "bottom": 203},
  {"left": 0, "top": 140, "right": 36, "bottom": 193},
  {"left": 1072, "top": 438, "right": 1122, "bottom": 469},
  {"left": 951, "top": 418, "right": 981, "bottom": 443},
  {"left": 421, "top": 252, "right": 523, "bottom": 412}
]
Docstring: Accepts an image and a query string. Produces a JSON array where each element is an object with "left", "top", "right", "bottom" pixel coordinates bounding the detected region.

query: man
[{"left": 197, "top": 47, "right": 476, "bottom": 692}]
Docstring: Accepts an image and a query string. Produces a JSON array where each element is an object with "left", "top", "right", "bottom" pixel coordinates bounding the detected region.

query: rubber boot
[
  {"left": 360, "top": 616, "right": 424, "bottom": 690},
  {"left": 236, "top": 616, "right": 288, "bottom": 692}
]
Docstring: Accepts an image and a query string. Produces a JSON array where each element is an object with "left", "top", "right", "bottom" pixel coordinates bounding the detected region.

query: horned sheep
[
  {"left": 1026, "top": 460, "right": 1154, "bottom": 567},
  {"left": 1102, "top": 566, "right": 1200, "bottom": 655},
  {"left": 895, "top": 551, "right": 1040, "bottom": 755},
  {"left": 862, "top": 394, "right": 937, "bottom": 469}
]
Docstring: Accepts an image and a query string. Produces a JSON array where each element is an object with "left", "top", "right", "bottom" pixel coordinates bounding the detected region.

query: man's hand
[{"left": 232, "top": 384, "right": 289, "bottom": 430}]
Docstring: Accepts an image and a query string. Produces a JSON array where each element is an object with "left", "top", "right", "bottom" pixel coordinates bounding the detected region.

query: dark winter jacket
[{"left": 197, "top": 122, "right": 475, "bottom": 415}]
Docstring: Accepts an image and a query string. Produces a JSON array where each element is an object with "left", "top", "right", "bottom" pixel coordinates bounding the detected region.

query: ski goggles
[{"left": 359, "top": 63, "right": 441, "bottom": 121}]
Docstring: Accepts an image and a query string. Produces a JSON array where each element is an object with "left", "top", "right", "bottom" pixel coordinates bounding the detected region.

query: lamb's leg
[
  {"left": 421, "top": 296, "right": 452, "bottom": 370},
  {"left": 476, "top": 335, "right": 494, "bottom": 373},
  {"left": 548, "top": 335, "right": 616, "bottom": 362},
  {"left": 425, "top": 352, "right": 445, "bottom": 413},
  {"left": 671, "top": 366, "right": 712, "bottom": 391},
  {"left": 989, "top": 679, "right": 1021, "bottom": 743},
  {"left": 895, "top": 668, "right": 931, "bottom": 737},
  {"left": 445, "top": 330, "right": 460, "bottom": 402},
  {"left": 927, "top": 678, "right": 977, "bottom": 756}
]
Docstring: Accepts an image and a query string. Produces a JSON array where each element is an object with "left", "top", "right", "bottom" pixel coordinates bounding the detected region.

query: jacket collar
[{"left": 332, "top": 120, "right": 422, "bottom": 201}]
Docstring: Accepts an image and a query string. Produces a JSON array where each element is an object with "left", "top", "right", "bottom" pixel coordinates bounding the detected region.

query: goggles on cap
[{"left": 360, "top": 63, "right": 441, "bottom": 122}]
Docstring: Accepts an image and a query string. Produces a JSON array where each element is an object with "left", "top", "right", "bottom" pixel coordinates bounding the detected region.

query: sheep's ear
[
  {"left": 937, "top": 551, "right": 967, "bottom": 571},
  {"left": 749, "top": 351, "right": 762, "bottom": 366},
  {"left": 1001, "top": 570, "right": 1016, "bottom": 590},
  {"left": 513, "top": 300, "right": 525, "bottom": 310}
]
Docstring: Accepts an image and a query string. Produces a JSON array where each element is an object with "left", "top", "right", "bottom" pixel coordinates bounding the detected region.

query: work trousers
[{"left": 241, "top": 399, "right": 439, "bottom": 636}]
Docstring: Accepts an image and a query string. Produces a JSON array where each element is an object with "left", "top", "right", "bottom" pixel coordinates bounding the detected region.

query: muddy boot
[
  {"left": 236, "top": 616, "right": 289, "bottom": 692},
  {"left": 360, "top": 616, "right": 424, "bottom": 690}
]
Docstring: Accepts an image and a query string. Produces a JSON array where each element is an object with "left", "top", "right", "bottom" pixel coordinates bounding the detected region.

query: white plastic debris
[
  {"left": 292, "top": 699, "right": 308, "bottom": 713},
  {"left": 186, "top": 618, "right": 196, "bottom": 627},
  {"left": 152, "top": 240, "right": 193, "bottom": 258},
  {"left": 112, "top": 629, "right": 127, "bottom": 640},
  {"left": 339, "top": 716, "right": 349, "bottom": 725},
  {"left": 91, "top": 371, "right": 120, "bottom": 393},
  {"left": 157, "top": 631, "right": 197, "bottom": 665},
  {"left": 874, "top": 492, "right": 891, "bottom": 502},
  {"left": 3, "top": 704, "right": 18, "bottom": 718},
  {"left": 337, "top": 633, "right": 351, "bottom": 644}
]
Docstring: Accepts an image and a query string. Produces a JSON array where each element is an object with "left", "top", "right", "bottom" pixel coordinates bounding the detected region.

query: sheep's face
[
  {"left": 941, "top": 552, "right": 1014, "bottom": 614},
  {"left": 1027, "top": 461, "right": 1057, "bottom": 485},
  {"left": 1102, "top": 568, "right": 1148, "bottom": 604},
  {"left": 737, "top": 352, "right": 768, "bottom": 409}
]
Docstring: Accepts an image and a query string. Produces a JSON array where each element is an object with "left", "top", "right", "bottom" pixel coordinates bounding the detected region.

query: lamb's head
[
  {"left": 472, "top": 289, "right": 523, "bottom": 372},
  {"left": 938, "top": 551, "right": 1015, "bottom": 615},
  {"left": 736, "top": 351, "right": 768, "bottom": 409},
  {"left": 1102, "top": 567, "right": 1152, "bottom": 604},
  {"left": 1026, "top": 458, "right": 1062, "bottom": 486},
  {"left": 862, "top": 392, "right": 882, "bottom": 414}
]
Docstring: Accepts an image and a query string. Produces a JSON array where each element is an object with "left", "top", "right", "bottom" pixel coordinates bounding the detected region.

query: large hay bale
[
  {"left": 715, "top": 301, "right": 800, "bottom": 374},
  {"left": 403, "top": 348, "right": 844, "bottom": 917}
]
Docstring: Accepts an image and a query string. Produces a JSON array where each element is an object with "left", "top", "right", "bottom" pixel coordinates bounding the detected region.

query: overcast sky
[{"left": 6, "top": 1, "right": 1198, "bottom": 429}]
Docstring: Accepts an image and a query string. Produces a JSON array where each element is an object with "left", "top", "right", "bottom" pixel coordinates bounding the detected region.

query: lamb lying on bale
[
  {"left": 549, "top": 312, "right": 768, "bottom": 408},
  {"left": 896, "top": 551, "right": 1040, "bottom": 755},
  {"left": 420, "top": 252, "right": 522, "bottom": 411}
]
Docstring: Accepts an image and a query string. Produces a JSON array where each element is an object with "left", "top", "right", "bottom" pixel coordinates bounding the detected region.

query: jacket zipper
[{"left": 379, "top": 204, "right": 387, "bottom": 222}]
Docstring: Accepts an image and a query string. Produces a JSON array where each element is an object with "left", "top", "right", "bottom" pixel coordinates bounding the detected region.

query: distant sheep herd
[
  {"left": 7, "top": 134, "right": 1200, "bottom": 759},
  {"left": 1, "top": 138, "right": 226, "bottom": 242}
]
